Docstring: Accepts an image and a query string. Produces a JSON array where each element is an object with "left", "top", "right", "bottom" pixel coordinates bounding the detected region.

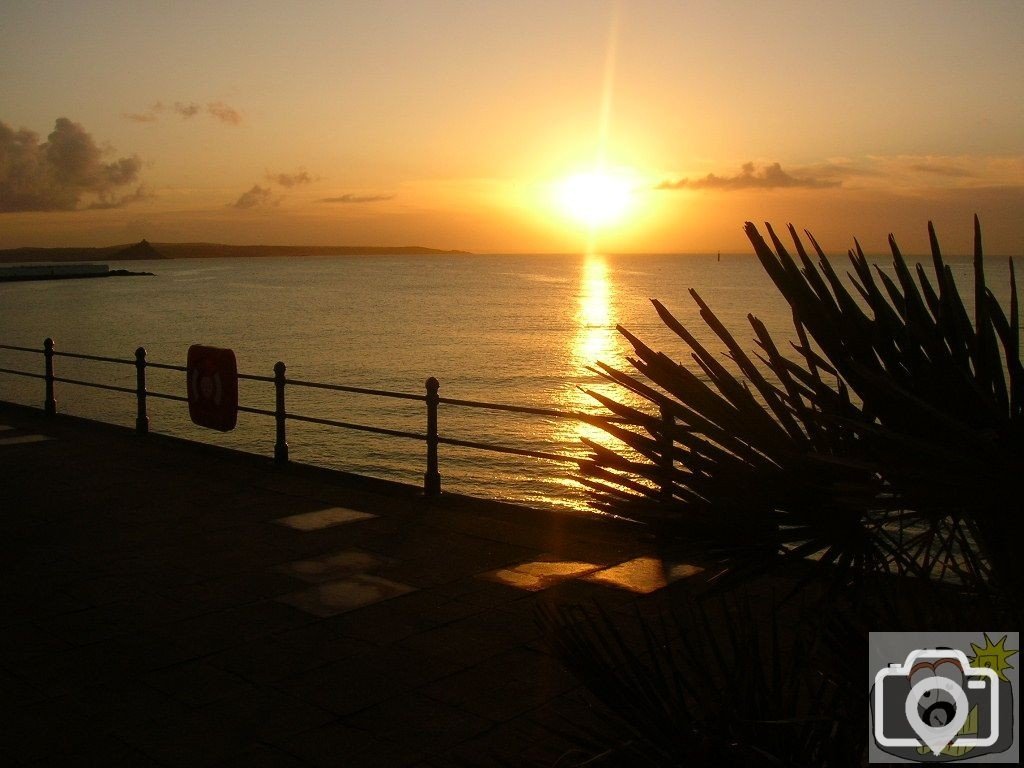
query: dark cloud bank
[
  {"left": 657, "top": 162, "right": 840, "bottom": 191},
  {"left": 0, "top": 117, "right": 145, "bottom": 212}
]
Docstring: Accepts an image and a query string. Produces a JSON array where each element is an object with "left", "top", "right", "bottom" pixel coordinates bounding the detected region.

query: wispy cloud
[
  {"left": 232, "top": 184, "right": 276, "bottom": 209},
  {"left": 789, "top": 160, "right": 884, "bottom": 180},
  {"left": 269, "top": 170, "right": 314, "bottom": 188},
  {"left": 908, "top": 162, "right": 973, "bottom": 178},
  {"left": 123, "top": 111, "right": 159, "bottom": 123},
  {"left": 657, "top": 162, "right": 840, "bottom": 191},
  {"left": 86, "top": 186, "right": 155, "bottom": 210},
  {"left": 0, "top": 118, "right": 143, "bottom": 212},
  {"left": 206, "top": 101, "right": 242, "bottom": 126},
  {"left": 658, "top": 156, "right": 1010, "bottom": 193},
  {"left": 122, "top": 99, "right": 243, "bottom": 126},
  {"left": 122, "top": 103, "right": 164, "bottom": 123},
  {"left": 173, "top": 101, "right": 201, "bottom": 118},
  {"left": 798, "top": 155, "right": 1019, "bottom": 189},
  {"left": 320, "top": 193, "right": 394, "bottom": 203}
]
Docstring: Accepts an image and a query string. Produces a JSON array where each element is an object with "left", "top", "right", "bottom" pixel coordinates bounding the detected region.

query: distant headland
[
  {"left": 0, "top": 240, "right": 472, "bottom": 264},
  {"left": 0, "top": 263, "right": 155, "bottom": 283}
]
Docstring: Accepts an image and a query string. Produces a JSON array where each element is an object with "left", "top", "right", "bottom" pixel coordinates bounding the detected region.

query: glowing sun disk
[{"left": 557, "top": 171, "right": 632, "bottom": 228}]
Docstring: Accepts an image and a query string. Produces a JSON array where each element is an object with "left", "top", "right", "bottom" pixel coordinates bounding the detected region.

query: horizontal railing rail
[
  {"left": 436, "top": 435, "right": 581, "bottom": 465},
  {"left": 436, "top": 395, "right": 632, "bottom": 424},
  {"left": 284, "top": 411, "right": 428, "bottom": 441},
  {"left": 145, "top": 361, "right": 187, "bottom": 372},
  {"left": 52, "top": 350, "right": 136, "bottom": 366},
  {"left": 0, "top": 366, "right": 45, "bottom": 380},
  {"left": 0, "top": 343, "right": 42, "bottom": 354},
  {"left": 0, "top": 338, "right": 674, "bottom": 499},
  {"left": 52, "top": 375, "right": 137, "bottom": 395},
  {"left": 148, "top": 390, "right": 189, "bottom": 404},
  {"left": 285, "top": 377, "right": 427, "bottom": 401}
]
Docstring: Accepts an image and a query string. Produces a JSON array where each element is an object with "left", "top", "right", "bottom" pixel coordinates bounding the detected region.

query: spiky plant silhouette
[
  {"left": 579, "top": 217, "right": 1021, "bottom": 601},
  {"left": 541, "top": 219, "right": 1019, "bottom": 766}
]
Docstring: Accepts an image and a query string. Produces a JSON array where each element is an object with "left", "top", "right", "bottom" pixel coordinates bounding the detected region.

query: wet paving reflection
[
  {"left": 584, "top": 557, "right": 705, "bottom": 594},
  {"left": 277, "top": 574, "right": 415, "bottom": 617},
  {"left": 482, "top": 555, "right": 705, "bottom": 595},
  {"left": 482, "top": 560, "right": 604, "bottom": 592},
  {"left": 278, "top": 549, "right": 396, "bottom": 583},
  {"left": 274, "top": 507, "right": 376, "bottom": 531}
]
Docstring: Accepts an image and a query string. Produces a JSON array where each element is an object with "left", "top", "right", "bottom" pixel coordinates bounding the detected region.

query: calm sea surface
[{"left": 0, "top": 251, "right": 1016, "bottom": 511}]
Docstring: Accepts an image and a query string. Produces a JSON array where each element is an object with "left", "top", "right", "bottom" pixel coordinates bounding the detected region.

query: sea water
[{"left": 0, "top": 251, "right": 1015, "bottom": 510}]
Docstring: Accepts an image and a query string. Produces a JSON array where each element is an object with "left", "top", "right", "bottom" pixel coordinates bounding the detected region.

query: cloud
[
  {"left": 122, "top": 99, "right": 242, "bottom": 126},
  {"left": 656, "top": 162, "right": 841, "bottom": 191},
  {"left": 908, "top": 162, "right": 973, "bottom": 177},
  {"left": 123, "top": 112, "right": 159, "bottom": 123},
  {"left": 319, "top": 193, "right": 394, "bottom": 203},
  {"left": 173, "top": 101, "right": 201, "bottom": 118},
  {"left": 849, "top": 155, "right": 1020, "bottom": 188},
  {"left": 0, "top": 118, "right": 143, "bottom": 212},
  {"left": 653, "top": 156, "right": 1015, "bottom": 193},
  {"left": 206, "top": 101, "right": 242, "bottom": 126},
  {"left": 269, "top": 170, "right": 313, "bottom": 188},
  {"left": 790, "top": 160, "right": 884, "bottom": 179},
  {"left": 232, "top": 184, "right": 275, "bottom": 209},
  {"left": 86, "top": 185, "right": 155, "bottom": 210}
]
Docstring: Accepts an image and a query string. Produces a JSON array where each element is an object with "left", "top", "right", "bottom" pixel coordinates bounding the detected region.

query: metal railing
[{"left": 0, "top": 338, "right": 673, "bottom": 498}]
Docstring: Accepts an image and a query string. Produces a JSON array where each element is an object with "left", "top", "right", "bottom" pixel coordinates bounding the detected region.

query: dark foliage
[
  {"left": 538, "top": 597, "right": 860, "bottom": 767},
  {"left": 580, "top": 218, "right": 1021, "bottom": 600},
  {"left": 543, "top": 219, "right": 1021, "bottom": 765}
]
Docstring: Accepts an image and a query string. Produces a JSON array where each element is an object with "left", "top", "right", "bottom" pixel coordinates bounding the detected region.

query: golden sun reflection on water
[
  {"left": 578, "top": 256, "right": 613, "bottom": 342},
  {"left": 553, "top": 255, "right": 622, "bottom": 456}
]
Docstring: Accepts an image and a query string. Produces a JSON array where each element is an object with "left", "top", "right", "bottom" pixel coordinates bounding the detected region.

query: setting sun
[{"left": 556, "top": 171, "right": 634, "bottom": 229}]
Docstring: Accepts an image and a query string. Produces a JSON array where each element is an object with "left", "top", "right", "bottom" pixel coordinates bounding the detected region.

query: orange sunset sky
[{"left": 1, "top": 0, "right": 1022, "bottom": 255}]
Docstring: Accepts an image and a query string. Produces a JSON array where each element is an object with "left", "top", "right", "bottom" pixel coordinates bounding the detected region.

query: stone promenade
[{"left": 0, "top": 402, "right": 707, "bottom": 766}]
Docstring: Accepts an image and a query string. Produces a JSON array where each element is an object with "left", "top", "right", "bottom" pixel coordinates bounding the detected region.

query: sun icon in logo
[{"left": 969, "top": 633, "right": 1018, "bottom": 683}]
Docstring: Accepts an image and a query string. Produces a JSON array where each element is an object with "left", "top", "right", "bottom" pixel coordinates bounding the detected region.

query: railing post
[
  {"left": 659, "top": 404, "right": 674, "bottom": 501},
  {"left": 274, "top": 361, "right": 289, "bottom": 464},
  {"left": 424, "top": 377, "right": 441, "bottom": 496},
  {"left": 135, "top": 346, "right": 149, "bottom": 434},
  {"left": 43, "top": 337, "right": 56, "bottom": 415}
]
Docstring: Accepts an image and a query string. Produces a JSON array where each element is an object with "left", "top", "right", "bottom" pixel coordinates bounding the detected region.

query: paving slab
[
  {"left": 274, "top": 507, "right": 377, "bottom": 531},
  {"left": 277, "top": 573, "right": 417, "bottom": 617}
]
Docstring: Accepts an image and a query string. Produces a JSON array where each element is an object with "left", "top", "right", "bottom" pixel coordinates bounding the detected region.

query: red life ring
[{"left": 186, "top": 345, "right": 238, "bottom": 431}]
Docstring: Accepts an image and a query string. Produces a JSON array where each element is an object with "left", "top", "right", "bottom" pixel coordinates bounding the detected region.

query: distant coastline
[{"left": 0, "top": 240, "right": 472, "bottom": 264}]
